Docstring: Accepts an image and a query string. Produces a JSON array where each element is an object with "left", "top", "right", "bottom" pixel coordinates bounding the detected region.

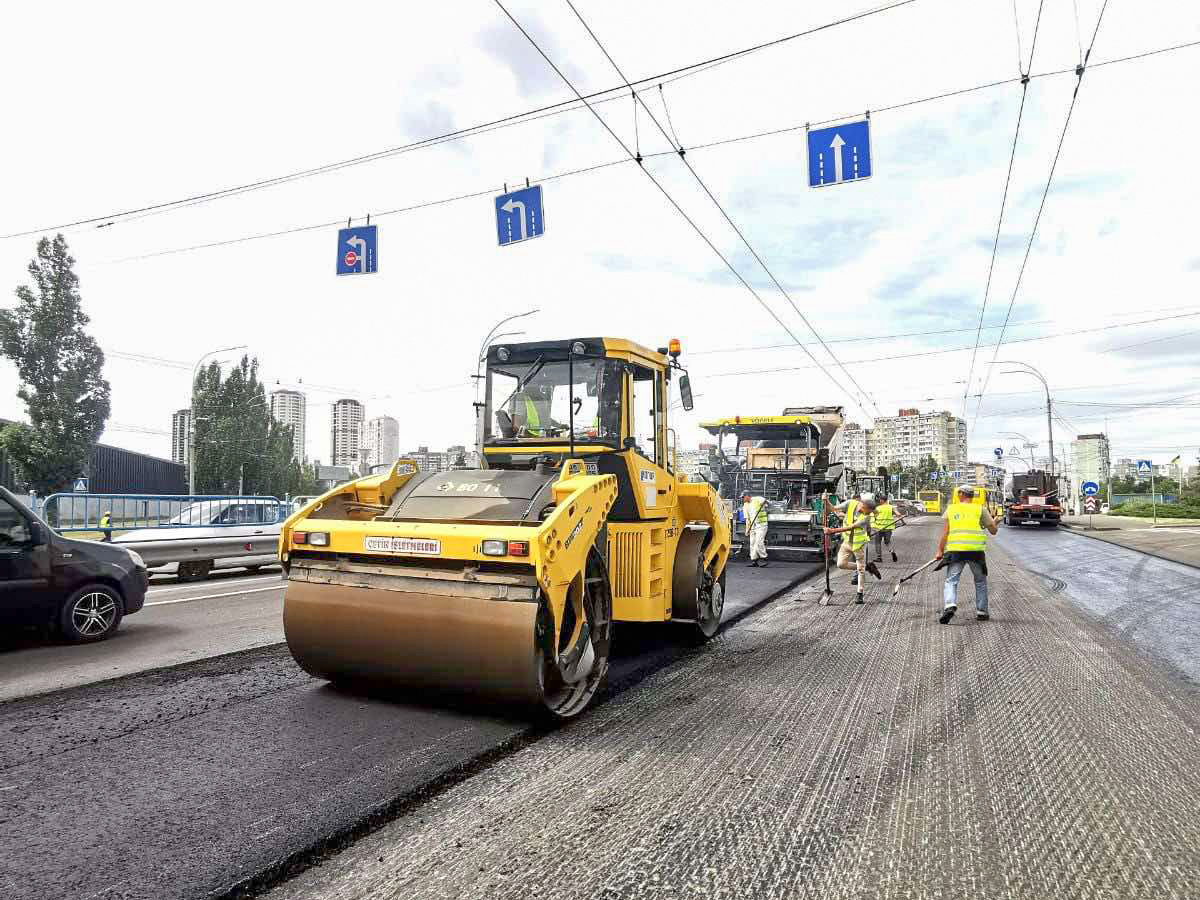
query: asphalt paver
[
  {"left": 0, "top": 556, "right": 815, "bottom": 900},
  {"left": 266, "top": 519, "right": 1200, "bottom": 900}
]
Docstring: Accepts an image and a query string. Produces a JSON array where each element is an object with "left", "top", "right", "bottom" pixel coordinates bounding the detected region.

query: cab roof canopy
[
  {"left": 700, "top": 416, "right": 820, "bottom": 443},
  {"left": 485, "top": 337, "right": 666, "bottom": 368}
]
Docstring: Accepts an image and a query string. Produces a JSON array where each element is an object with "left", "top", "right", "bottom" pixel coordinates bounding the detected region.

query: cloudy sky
[{"left": 2, "top": 0, "right": 1198, "bottom": 473}]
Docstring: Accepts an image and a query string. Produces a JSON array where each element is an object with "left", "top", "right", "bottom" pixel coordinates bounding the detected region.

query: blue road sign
[
  {"left": 1082, "top": 481, "right": 1100, "bottom": 496},
  {"left": 73, "top": 476, "right": 88, "bottom": 492},
  {"left": 336, "top": 225, "right": 378, "bottom": 275},
  {"left": 929, "top": 471, "right": 939, "bottom": 482},
  {"left": 994, "top": 447, "right": 1003, "bottom": 459},
  {"left": 1136, "top": 459, "right": 1153, "bottom": 476},
  {"left": 807, "top": 119, "right": 872, "bottom": 188},
  {"left": 495, "top": 185, "right": 545, "bottom": 246}
]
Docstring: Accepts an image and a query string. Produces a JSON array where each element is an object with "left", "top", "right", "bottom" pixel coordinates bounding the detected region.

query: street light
[
  {"left": 992, "top": 361, "right": 1056, "bottom": 478},
  {"left": 1000, "top": 431, "right": 1038, "bottom": 468},
  {"left": 474, "top": 310, "right": 539, "bottom": 453},
  {"left": 189, "top": 345, "right": 247, "bottom": 494}
]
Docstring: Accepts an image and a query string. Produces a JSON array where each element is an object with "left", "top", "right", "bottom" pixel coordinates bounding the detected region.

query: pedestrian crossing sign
[{"left": 73, "top": 477, "right": 88, "bottom": 492}]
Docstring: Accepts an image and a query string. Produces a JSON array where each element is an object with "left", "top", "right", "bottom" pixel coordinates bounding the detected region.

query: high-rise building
[
  {"left": 270, "top": 389, "right": 307, "bottom": 462},
  {"left": 868, "top": 409, "right": 967, "bottom": 471},
  {"left": 361, "top": 416, "right": 400, "bottom": 470},
  {"left": 406, "top": 445, "right": 451, "bottom": 474},
  {"left": 1071, "top": 433, "right": 1110, "bottom": 487},
  {"left": 171, "top": 409, "right": 191, "bottom": 466},
  {"left": 840, "top": 422, "right": 871, "bottom": 471},
  {"left": 330, "top": 399, "right": 365, "bottom": 469}
]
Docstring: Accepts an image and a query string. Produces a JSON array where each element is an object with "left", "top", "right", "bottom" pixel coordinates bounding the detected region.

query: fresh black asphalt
[{"left": 0, "top": 557, "right": 817, "bottom": 900}]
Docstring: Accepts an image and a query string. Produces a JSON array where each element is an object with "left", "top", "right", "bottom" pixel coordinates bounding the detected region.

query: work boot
[
  {"left": 759, "top": 559, "right": 769, "bottom": 568},
  {"left": 939, "top": 604, "right": 957, "bottom": 625},
  {"left": 854, "top": 591, "right": 865, "bottom": 604},
  {"left": 891, "top": 551, "right": 898, "bottom": 563},
  {"left": 748, "top": 560, "right": 759, "bottom": 567},
  {"left": 977, "top": 611, "right": 990, "bottom": 621},
  {"left": 866, "top": 562, "right": 882, "bottom": 580}
]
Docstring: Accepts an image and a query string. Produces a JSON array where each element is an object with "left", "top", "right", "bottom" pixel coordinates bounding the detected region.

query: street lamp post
[
  {"left": 473, "top": 310, "right": 538, "bottom": 455},
  {"left": 189, "top": 345, "right": 247, "bottom": 494},
  {"left": 993, "top": 362, "right": 1055, "bottom": 478}
]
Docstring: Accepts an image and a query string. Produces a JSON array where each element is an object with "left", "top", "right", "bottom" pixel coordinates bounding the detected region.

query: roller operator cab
[{"left": 280, "top": 338, "right": 730, "bottom": 721}]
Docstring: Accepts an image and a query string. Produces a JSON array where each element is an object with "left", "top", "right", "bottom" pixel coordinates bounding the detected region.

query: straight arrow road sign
[{"left": 807, "top": 120, "right": 872, "bottom": 188}]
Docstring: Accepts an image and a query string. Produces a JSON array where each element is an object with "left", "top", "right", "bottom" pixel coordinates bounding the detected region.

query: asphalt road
[
  {"left": 0, "top": 569, "right": 287, "bottom": 701},
  {"left": 1061, "top": 514, "right": 1200, "bottom": 568},
  {"left": 995, "top": 526, "right": 1200, "bottom": 686},
  {"left": 0, "top": 556, "right": 818, "bottom": 900},
  {"left": 268, "top": 520, "right": 1200, "bottom": 900}
]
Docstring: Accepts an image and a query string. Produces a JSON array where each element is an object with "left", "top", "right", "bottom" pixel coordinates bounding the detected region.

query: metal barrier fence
[{"left": 40, "top": 493, "right": 284, "bottom": 533}]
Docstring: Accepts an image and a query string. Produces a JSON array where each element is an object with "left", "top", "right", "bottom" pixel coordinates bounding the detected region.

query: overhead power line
[
  {"left": 971, "top": 0, "right": 1111, "bottom": 434},
  {"left": 492, "top": 0, "right": 871, "bottom": 416},
  {"left": 962, "top": 0, "right": 1044, "bottom": 416},
  {"left": 0, "top": 1, "right": 918, "bottom": 241},
  {"left": 562, "top": 0, "right": 879, "bottom": 414},
  {"left": 697, "top": 310, "right": 1200, "bottom": 380},
  {"left": 96, "top": 34, "right": 1200, "bottom": 268}
]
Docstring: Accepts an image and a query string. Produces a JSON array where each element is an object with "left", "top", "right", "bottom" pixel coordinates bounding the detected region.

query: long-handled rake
[
  {"left": 890, "top": 557, "right": 944, "bottom": 598},
  {"left": 820, "top": 492, "right": 833, "bottom": 604}
]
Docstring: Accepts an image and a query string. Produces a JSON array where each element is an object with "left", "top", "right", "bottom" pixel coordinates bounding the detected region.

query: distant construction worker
[
  {"left": 936, "top": 485, "right": 999, "bottom": 624},
  {"left": 871, "top": 494, "right": 899, "bottom": 563},
  {"left": 98, "top": 510, "right": 113, "bottom": 542},
  {"left": 824, "top": 494, "right": 881, "bottom": 603},
  {"left": 741, "top": 492, "right": 769, "bottom": 567}
]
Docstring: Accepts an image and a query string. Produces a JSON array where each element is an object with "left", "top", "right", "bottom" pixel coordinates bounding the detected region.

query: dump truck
[
  {"left": 1004, "top": 470, "right": 1062, "bottom": 527},
  {"left": 279, "top": 337, "right": 730, "bottom": 720},
  {"left": 700, "top": 415, "right": 845, "bottom": 559}
]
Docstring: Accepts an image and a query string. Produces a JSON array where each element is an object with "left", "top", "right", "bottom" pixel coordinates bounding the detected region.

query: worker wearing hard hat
[
  {"left": 98, "top": 510, "right": 113, "bottom": 542},
  {"left": 824, "top": 494, "right": 882, "bottom": 603},
  {"left": 741, "top": 492, "right": 769, "bottom": 567},
  {"left": 936, "top": 485, "right": 999, "bottom": 624},
  {"left": 871, "top": 494, "right": 899, "bottom": 563}
]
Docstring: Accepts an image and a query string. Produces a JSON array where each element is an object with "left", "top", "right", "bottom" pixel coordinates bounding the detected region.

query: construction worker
[
  {"left": 507, "top": 373, "right": 557, "bottom": 437},
  {"left": 936, "top": 485, "right": 999, "bottom": 624},
  {"left": 741, "top": 492, "right": 769, "bottom": 567},
  {"left": 824, "top": 494, "right": 881, "bottom": 603},
  {"left": 98, "top": 509, "right": 113, "bottom": 542},
  {"left": 871, "top": 494, "right": 899, "bottom": 563}
]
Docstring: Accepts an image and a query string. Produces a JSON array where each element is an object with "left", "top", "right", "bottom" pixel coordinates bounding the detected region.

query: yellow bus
[{"left": 917, "top": 490, "right": 943, "bottom": 514}]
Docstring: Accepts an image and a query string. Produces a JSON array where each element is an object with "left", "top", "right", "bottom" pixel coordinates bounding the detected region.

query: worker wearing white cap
[
  {"left": 741, "top": 492, "right": 769, "bottom": 567},
  {"left": 936, "top": 484, "right": 999, "bottom": 624},
  {"left": 824, "top": 494, "right": 882, "bottom": 603}
]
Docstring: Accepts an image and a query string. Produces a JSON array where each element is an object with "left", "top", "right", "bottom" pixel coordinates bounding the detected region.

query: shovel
[{"left": 820, "top": 493, "right": 833, "bottom": 605}]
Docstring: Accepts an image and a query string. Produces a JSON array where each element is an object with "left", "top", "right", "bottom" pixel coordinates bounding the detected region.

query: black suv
[{"left": 0, "top": 486, "right": 148, "bottom": 642}]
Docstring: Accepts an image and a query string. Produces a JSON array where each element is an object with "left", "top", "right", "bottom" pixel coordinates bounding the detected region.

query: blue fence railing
[{"left": 39, "top": 493, "right": 285, "bottom": 533}]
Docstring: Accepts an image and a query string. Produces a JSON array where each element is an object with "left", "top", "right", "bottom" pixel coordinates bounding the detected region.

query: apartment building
[
  {"left": 1070, "top": 433, "right": 1110, "bottom": 487},
  {"left": 269, "top": 389, "right": 307, "bottom": 462},
  {"left": 361, "top": 415, "right": 400, "bottom": 470},
  {"left": 171, "top": 409, "right": 191, "bottom": 466},
  {"left": 330, "top": 399, "right": 365, "bottom": 469},
  {"left": 869, "top": 409, "right": 967, "bottom": 470}
]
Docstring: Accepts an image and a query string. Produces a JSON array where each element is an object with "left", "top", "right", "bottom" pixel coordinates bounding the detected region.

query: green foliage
[
  {"left": 882, "top": 455, "right": 949, "bottom": 496},
  {"left": 0, "top": 235, "right": 111, "bottom": 493},
  {"left": 1110, "top": 497, "right": 1200, "bottom": 519},
  {"left": 192, "top": 357, "right": 319, "bottom": 497}
]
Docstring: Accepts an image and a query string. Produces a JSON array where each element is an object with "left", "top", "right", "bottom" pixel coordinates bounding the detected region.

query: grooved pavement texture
[{"left": 271, "top": 519, "right": 1200, "bottom": 900}]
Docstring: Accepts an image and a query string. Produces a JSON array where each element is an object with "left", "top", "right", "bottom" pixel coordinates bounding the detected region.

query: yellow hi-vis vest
[
  {"left": 845, "top": 499, "right": 869, "bottom": 550},
  {"left": 99, "top": 513, "right": 111, "bottom": 528},
  {"left": 744, "top": 497, "right": 768, "bottom": 528},
  {"left": 945, "top": 502, "right": 988, "bottom": 552},
  {"left": 873, "top": 503, "right": 895, "bottom": 532},
  {"left": 521, "top": 397, "right": 543, "bottom": 435}
]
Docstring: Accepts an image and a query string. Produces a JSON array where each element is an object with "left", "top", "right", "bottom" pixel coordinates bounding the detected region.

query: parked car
[
  {"left": 112, "top": 497, "right": 283, "bottom": 581},
  {"left": 0, "top": 485, "right": 148, "bottom": 642}
]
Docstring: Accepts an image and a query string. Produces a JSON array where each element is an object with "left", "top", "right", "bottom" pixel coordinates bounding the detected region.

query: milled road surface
[
  {"left": 0, "top": 557, "right": 815, "bottom": 900},
  {"left": 0, "top": 569, "right": 286, "bottom": 701},
  {"left": 267, "top": 519, "right": 1200, "bottom": 900}
]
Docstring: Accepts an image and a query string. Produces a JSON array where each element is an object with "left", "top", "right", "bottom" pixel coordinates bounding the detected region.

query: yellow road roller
[{"left": 279, "top": 337, "right": 731, "bottom": 720}]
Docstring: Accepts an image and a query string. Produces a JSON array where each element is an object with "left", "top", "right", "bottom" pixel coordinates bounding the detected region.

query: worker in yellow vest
[
  {"left": 741, "top": 492, "right": 770, "bottom": 567},
  {"left": 871, "top": 494, "right": 899, "bottom": 563},
  {"left": 98, "top": 510, "right": 113, "bottom": 542},
  {"left": 508, "top": 375, "right": 556, "bottom": 437},
  {"left": 824, "top": 494, "right": 880, "bottom": 603},
  {"left": 936, "top": 485, "right": 999, "bottom": 624}
]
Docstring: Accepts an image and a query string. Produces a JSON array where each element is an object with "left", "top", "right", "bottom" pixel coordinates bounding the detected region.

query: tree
[
  {"left": 0, "top": 234, "right": 111, "bottom": 493},
  {"left": 191, "top": 356, "right": 320, "bottom": 497}
]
